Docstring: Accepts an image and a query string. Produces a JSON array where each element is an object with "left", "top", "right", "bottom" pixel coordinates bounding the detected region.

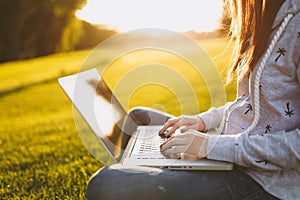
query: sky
[{"left": 76, "top": 0, "right": 223, "bottom": 32}]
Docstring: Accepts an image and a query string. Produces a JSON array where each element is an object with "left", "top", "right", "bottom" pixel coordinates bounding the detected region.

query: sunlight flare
[{"left": 76, "top": 0, "right": 223, "bottom": 32}]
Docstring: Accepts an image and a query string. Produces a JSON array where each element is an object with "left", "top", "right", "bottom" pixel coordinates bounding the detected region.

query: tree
[
  {"left": 218, "top": 0, "right": 232, "bottom": 36},
  {"left": 0, "top": 0, "right": 86, "bottom": 62},
  {"left": 75, "top": 21, "right": 117, "bottom": 50}
]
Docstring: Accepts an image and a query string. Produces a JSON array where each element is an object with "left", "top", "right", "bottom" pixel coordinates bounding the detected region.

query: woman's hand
[
  {"left": 159, "top": 115, "right": 206, "bottom": 138},
  {"left": 160, "top": 130, "right": 209, "bottom": 159}
]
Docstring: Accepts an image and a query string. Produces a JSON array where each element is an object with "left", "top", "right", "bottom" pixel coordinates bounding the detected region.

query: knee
[
  {"left": 128, "top": 107, "right": 152, "bottom": 125},
  {"left": 86, "top": 164, "right": 171, "bottom": 200},
  {"left": 128, "top": 106, "right": 172, "bottom": 126},
  {"left": 86, "top": 167, "right": 107, "bottom": 200}
]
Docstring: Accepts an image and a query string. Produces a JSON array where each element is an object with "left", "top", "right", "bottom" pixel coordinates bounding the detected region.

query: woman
[{"left": 87, "top": 0, "right": 299, "bottom": 199}]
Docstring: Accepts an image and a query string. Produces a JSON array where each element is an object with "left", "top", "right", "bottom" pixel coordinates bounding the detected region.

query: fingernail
[{"left": 159, "top": 128, "right": 165, "bottom": 134}]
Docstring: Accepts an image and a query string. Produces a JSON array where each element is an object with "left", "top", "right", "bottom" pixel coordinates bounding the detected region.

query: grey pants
[
  {"left": 86, "top": 107, "right": 279, "bottom": 200},
  {"left": 87, "top": 165, "right": 278, "bottom": 200}
]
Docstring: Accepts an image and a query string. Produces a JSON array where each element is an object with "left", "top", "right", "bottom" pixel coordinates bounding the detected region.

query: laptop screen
[
  {"left": 91, "top": 78, "right": 127, "bottom": 161},
  {"left": 59, "top": 69, "right": 128, "bottom": 163}
]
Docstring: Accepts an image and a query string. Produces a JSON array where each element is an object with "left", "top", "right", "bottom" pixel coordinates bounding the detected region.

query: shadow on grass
[{"left": 0, "top": 73, "right": 68, "bottom": 98}]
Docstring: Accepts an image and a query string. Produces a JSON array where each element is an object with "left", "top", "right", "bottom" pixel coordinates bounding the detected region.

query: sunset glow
[{"left": 76, "top": 0, "right": 223, "bottom": 32}]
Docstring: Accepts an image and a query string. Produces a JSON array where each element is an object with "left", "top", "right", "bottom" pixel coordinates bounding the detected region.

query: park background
[{"left": 0, "top": 0, "right": 236, "bottom": 199}]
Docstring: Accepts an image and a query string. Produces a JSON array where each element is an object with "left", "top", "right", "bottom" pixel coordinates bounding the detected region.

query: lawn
[{"left": 0, "top": 36, "right": 235, "bottom": 199}]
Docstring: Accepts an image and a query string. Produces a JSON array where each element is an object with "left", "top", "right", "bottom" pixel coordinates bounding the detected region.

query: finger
[
  {"left": 164, "top": 121, "right": 183, "bottom": 137},
  {"left": 160, "top": 137, "right": 186, "bottom": 151},
  {"left": 166, "top": 116, "right": 197, "bottom": 135},
  {"left": 180, "top": 125, "right": 197, "bottom": 133},
  {"left": 163, "top": 145, "right": 186, "bottom": 155},
  {"left": 158, "top": 117, "right": 180, "bottom": 136},
  {"left": 169, "top": 132, "right": 197, "bottom": 146},
  {"left": 171, "top": 131, "right": 195, "bottom": 139},
  {"left": 160, "top": 136, "right": 173, "bottom": 149},
  {"left": 173, "top": 126, "right": 185, "bottom": 136}
]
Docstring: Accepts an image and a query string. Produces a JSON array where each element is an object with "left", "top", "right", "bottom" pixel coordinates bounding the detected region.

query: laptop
[{"left": 58, "top": 68, "right": 233, "bottom": 170}]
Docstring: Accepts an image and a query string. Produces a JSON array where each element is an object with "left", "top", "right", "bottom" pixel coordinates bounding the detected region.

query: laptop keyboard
[{"left": 133, "top": 127, "right": 167, "bottom": 160}]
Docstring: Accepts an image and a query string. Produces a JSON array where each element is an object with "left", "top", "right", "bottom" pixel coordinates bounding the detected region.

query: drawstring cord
[{"left": 242, "top": 13, "right": 294, "bottom": 135}]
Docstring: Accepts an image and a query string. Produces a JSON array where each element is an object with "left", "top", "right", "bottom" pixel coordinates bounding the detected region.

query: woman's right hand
[{"left": 158, "top": 115, "right": 206, "bottom": 138}]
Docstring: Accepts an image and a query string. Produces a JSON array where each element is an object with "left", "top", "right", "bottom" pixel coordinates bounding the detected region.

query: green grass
[{"left": 0, "top": 37, "right": 235, "bottom": 199}]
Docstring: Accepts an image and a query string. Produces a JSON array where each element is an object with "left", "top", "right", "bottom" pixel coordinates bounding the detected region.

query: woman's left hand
[{"left": 160, "top": 130, "right": 209, "bottom": 159}]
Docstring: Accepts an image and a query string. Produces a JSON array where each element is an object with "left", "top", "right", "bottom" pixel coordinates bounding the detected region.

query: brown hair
[{"left": 227, "top": 0, "right": 285, "bottom": 82}]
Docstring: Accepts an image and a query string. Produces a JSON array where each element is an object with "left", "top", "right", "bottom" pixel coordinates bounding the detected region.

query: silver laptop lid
[{"left": 58, "top": 69, "right": 127, "bottom": 163}]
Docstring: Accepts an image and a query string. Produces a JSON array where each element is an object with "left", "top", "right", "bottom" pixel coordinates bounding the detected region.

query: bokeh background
[{"left": 0, "top": 0, "right": 236, "bottom": 199}]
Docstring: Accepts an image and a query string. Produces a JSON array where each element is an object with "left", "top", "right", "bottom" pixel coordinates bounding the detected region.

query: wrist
[
  {"left": 195, "top": 133, "right": 209, "bottom": 158},
  {"left": 196, "top": 115, "right": 206, "bottom": 132}
]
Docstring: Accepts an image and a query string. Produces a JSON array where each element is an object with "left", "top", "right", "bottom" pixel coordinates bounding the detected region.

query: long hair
[{"left": 227, "top": 0, "right": 285, "bottom": 82}]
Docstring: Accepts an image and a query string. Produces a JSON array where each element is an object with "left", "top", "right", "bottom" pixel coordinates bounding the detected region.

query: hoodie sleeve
[
  {"left": 206, "top": 129, "right": 300, "bottom": 171},
  {"left": 197, "top": 102, "right": 233, "bottom": 131}
]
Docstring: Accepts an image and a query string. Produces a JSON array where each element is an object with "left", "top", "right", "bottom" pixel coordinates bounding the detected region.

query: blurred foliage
[
  {"left": 0, "top": 0, "right": 116, "bottom": 62},
  {"left": 76, "top": 22, "right": 117, "bottom": 50},
  {"left": 219, "top": 0, "right": 231, "bottom": 36}
]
